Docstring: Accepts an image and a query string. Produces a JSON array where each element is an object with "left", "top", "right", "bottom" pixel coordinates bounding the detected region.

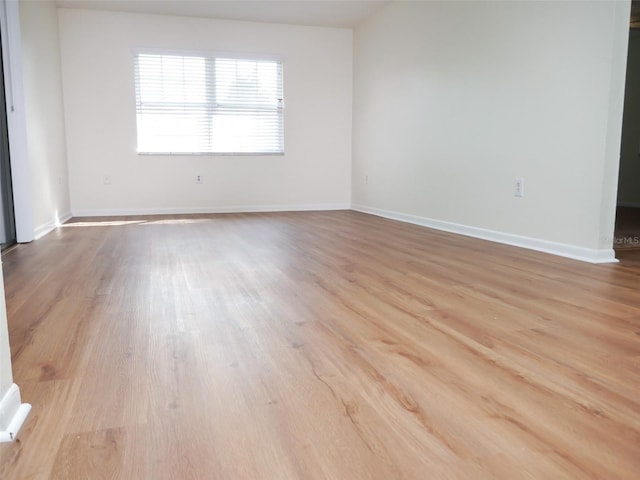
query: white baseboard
[
  {"left": 33, "top": 210, "right": 73, "bottom": 240},
  {"left": 0, "top": 383, "right": 31, "bottom": 442},
  {"left": 71, "top": 203, "right": 350, "bottom": 218},
  {"left": 351, "top": 204, "right": 618, "bottom": 265}
]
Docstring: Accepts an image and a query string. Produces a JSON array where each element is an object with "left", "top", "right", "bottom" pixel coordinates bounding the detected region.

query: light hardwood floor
[{"left": 1, "top": 211, "right": 639, "bottom": 479}]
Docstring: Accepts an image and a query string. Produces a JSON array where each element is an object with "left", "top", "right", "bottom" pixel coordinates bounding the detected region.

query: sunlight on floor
[
  {"left": 61, "top": 220, "right": 148, "bottom": 227},
  {"left": 61, "top": 218, "right": 215, "bottom": 228}
]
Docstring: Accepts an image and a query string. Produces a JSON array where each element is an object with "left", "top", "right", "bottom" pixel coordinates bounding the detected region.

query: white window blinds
[{"left": 134, "top": 52, "right": 284, "bottom": 155}]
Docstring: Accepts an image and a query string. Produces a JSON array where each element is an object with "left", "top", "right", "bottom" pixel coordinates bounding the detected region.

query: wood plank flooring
[{"left": 0, "top": 210, "right": 639, "bottom": 479}]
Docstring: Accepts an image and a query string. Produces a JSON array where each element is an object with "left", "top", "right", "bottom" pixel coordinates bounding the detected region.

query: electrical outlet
[
  {"left": 365, "top": 175, "right": 369, "bottom": 185},
  {"left": 103, "top": 175, "right": 112, "bottom": 185},
  {"left": 195, "top": 174, "right": 203, "bottom": 184},
  {"left": 514, "top": 178, "right": 524, "bottom": 197}
]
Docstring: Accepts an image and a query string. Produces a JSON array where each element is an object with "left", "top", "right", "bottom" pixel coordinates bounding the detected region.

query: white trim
[
  {"left": 351, "top": 204, "right": 619, "bottom": 265},
  {"left": 71, "top": 203, "right": 350, "bottom": 217},
  {"left": 617, "top": 201, "right": 640, "bottom": 208},
  {"left": 0, "top": 383, "right": 31, "bottom": 443},
  {"left": 34, "top": 211, "right": 73, "bottom": 240}
]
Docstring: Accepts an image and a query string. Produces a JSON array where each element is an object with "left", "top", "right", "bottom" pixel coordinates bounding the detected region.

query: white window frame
[{"left": 134, "top": 48, "right": 284, "bottom": 156}]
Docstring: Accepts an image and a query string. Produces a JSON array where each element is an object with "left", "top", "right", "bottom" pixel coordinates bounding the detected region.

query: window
[{"left": 134, "top": 51, "right": 284, "bottom": 155}]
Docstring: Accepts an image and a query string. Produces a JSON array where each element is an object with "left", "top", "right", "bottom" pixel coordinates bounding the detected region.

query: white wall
[
  {"left": 58, "top": 8, "right": 352, "bottom": 215},
  {"left": 618, "top": 30, "right": 640, "bottom": 207},
  {"left": 0, "top": 257, "right": 30, "bottom": 440},
  {"left": 0, "top": 0, "right": 29, "bottom": 441},
  {"left": 0, "top": 262, "right": 13, "bottom": 414},
  {"left": 352, "top": 1, "right": 630, "bottom": 262},
  {"left": 19, "top": 0, "right": 71, "bottom": 237}
]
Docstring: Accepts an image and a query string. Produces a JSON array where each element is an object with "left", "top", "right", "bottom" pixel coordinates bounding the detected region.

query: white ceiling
[{"left": 54, "top": 0, "right": 391, "bottom": 28}]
